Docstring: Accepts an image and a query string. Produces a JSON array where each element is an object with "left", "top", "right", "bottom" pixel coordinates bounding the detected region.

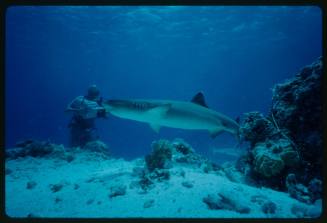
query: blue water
[{"left": 5, "top": 6, "right": 322, "bottom": 160}]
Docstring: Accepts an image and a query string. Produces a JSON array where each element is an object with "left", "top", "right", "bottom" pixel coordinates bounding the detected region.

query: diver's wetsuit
[
  {"left": 69, "top": 115, "right": 98, "bottom": 147},
  {"left": 67, "top": 96, "right": 105, "bottom": 147}
]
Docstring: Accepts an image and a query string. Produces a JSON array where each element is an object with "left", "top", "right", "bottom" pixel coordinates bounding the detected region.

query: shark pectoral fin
[
  {"left": 146, "top": 104, "right": 171, "bottom": 118},
  {"left": 149, "top": 123, "right": 161, "bottom": 133},
  {"left": 209, "top": 128, "right": 224, "bottom": 138}
]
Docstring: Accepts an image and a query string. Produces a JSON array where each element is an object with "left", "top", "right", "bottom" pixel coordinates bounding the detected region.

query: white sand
[{"left": 5, "top": 151, "right": 319, "bottom": 218}]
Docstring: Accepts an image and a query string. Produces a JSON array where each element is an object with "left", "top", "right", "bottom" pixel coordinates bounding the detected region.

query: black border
[{"left": 1, "top": 0, "right": 326, "bottom": 223}]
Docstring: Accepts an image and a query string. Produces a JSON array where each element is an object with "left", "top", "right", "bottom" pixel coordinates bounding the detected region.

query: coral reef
[
  {"left": 271, "top": 58, "right": 323, "bottom": 181},
  {"left": 236, "top": 57, "right": 322, "bottom": 202}
]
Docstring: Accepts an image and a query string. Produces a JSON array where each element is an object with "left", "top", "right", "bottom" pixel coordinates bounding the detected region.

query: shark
[{"left": 102, "top": 92, "right": 240, "bottom": 140}]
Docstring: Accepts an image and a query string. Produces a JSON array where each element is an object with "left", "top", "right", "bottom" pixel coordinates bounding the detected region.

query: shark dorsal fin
[{"left": 191, "top": 92, "right": 208, "bottom": 108}]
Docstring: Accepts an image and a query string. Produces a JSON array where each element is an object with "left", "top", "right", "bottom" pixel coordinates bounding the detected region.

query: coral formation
[
  {"left": 240, "top": 112, "right": 277, "bottom": 146},
  {"left": 145, "top": 139, "right": 173, "bottom": 172},
  {"left": 252, "top": 139, "right": 299, "bottom": 178},
  {"left": 271, "top": 58, "right": 322, "bottom": 181},
  {"left": 236, "top": 57, "right": 322, "bottom": 202}
]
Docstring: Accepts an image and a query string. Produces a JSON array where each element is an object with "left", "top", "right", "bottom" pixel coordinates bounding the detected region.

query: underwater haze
[{"left": 5, "top": 6, "right": 322, "bottom": 161}]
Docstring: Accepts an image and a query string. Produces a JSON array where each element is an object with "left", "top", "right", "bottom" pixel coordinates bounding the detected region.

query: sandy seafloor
[{"left": 5, "top": 150, "right": 321, "bottom": 218}]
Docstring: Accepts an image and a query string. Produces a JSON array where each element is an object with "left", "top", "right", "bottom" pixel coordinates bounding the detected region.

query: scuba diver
[{"left": 65, "top": 85, "right": 107, "bottom": 147}]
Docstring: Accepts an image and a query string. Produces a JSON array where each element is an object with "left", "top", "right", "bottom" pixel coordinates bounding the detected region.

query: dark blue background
[{"left": 5, "top": 6, "right": 322, "bottom": 161}]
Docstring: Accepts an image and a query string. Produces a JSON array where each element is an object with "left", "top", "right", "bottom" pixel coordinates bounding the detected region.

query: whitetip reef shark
[{"left": 102, "top": 92, "right": 240, "bottom": 140}]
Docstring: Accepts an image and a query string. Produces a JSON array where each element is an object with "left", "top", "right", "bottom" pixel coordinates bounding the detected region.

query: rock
[
  {"left": 6, "top": 140, "right": 67, "bottom": 159},
  {"left": 73, "top": 184, "right": 80, "bottom": 190},
  {"left": 50, "top": 183, "right": 64, "bottom": 193},
  {"left": 308, "top": 178, "right": 322, "bottom": 202},
  {"left": 15, "top": 139, "right": 34, "bottom": 147},
  {"left": 139, "top": 174, "right": 155, "bottom": 191},
  {"left": 54, "top": 197, "right": 62, "bottom": 203},
  {"left": 86, "top": 199, "right": 94, "bottom": 205},
  {"left": 145, "top": 139, "right": 173, "bottom": 172},
  {"left": 203, "top": 194, "right": 225, "bottom": 210},
  {"left": 286, "top": 174, "right": 311, "bottom": 203},
  {"left": 5, "top": 147, "right": 27, "bottom": 159},
  {"left": 181, "top": 181, "right": 193, "bottom": 188},
  {"left": 148, "top": 169, "right": 170, "bottom": 182},
  {"left": 222, "top": 164, "right": 250, "bottom": 185},
  {"left": 82, "top": 140, "right": 110, "bottom": 156},
  {"left": 203, "top": 193, "right": 250, "bottom": 214},
  {"left": 26, "top": 181, "right": 37, "bottom": 190},
  {"left": 250, "top": 194, "right": 268, "bottom": 205},
  {"left": 64, "top": 154, "right": 75, "bottom": 162},
  {"left": 261, "top": 201, "right": 277, "bottom": 214},
  {"left": 143, "top": 199, "right": 155, "bottom": 208},
  {"left": 109, "top": 185, "right": 126, "bottom": 198},
  {"left": 291, "top": 203, "right": 308, "bottom": 218}
]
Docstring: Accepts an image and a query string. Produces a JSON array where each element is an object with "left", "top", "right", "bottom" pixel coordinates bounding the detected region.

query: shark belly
[{"left": 153, "top": 105, "right": 221, "bottom": 130}]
